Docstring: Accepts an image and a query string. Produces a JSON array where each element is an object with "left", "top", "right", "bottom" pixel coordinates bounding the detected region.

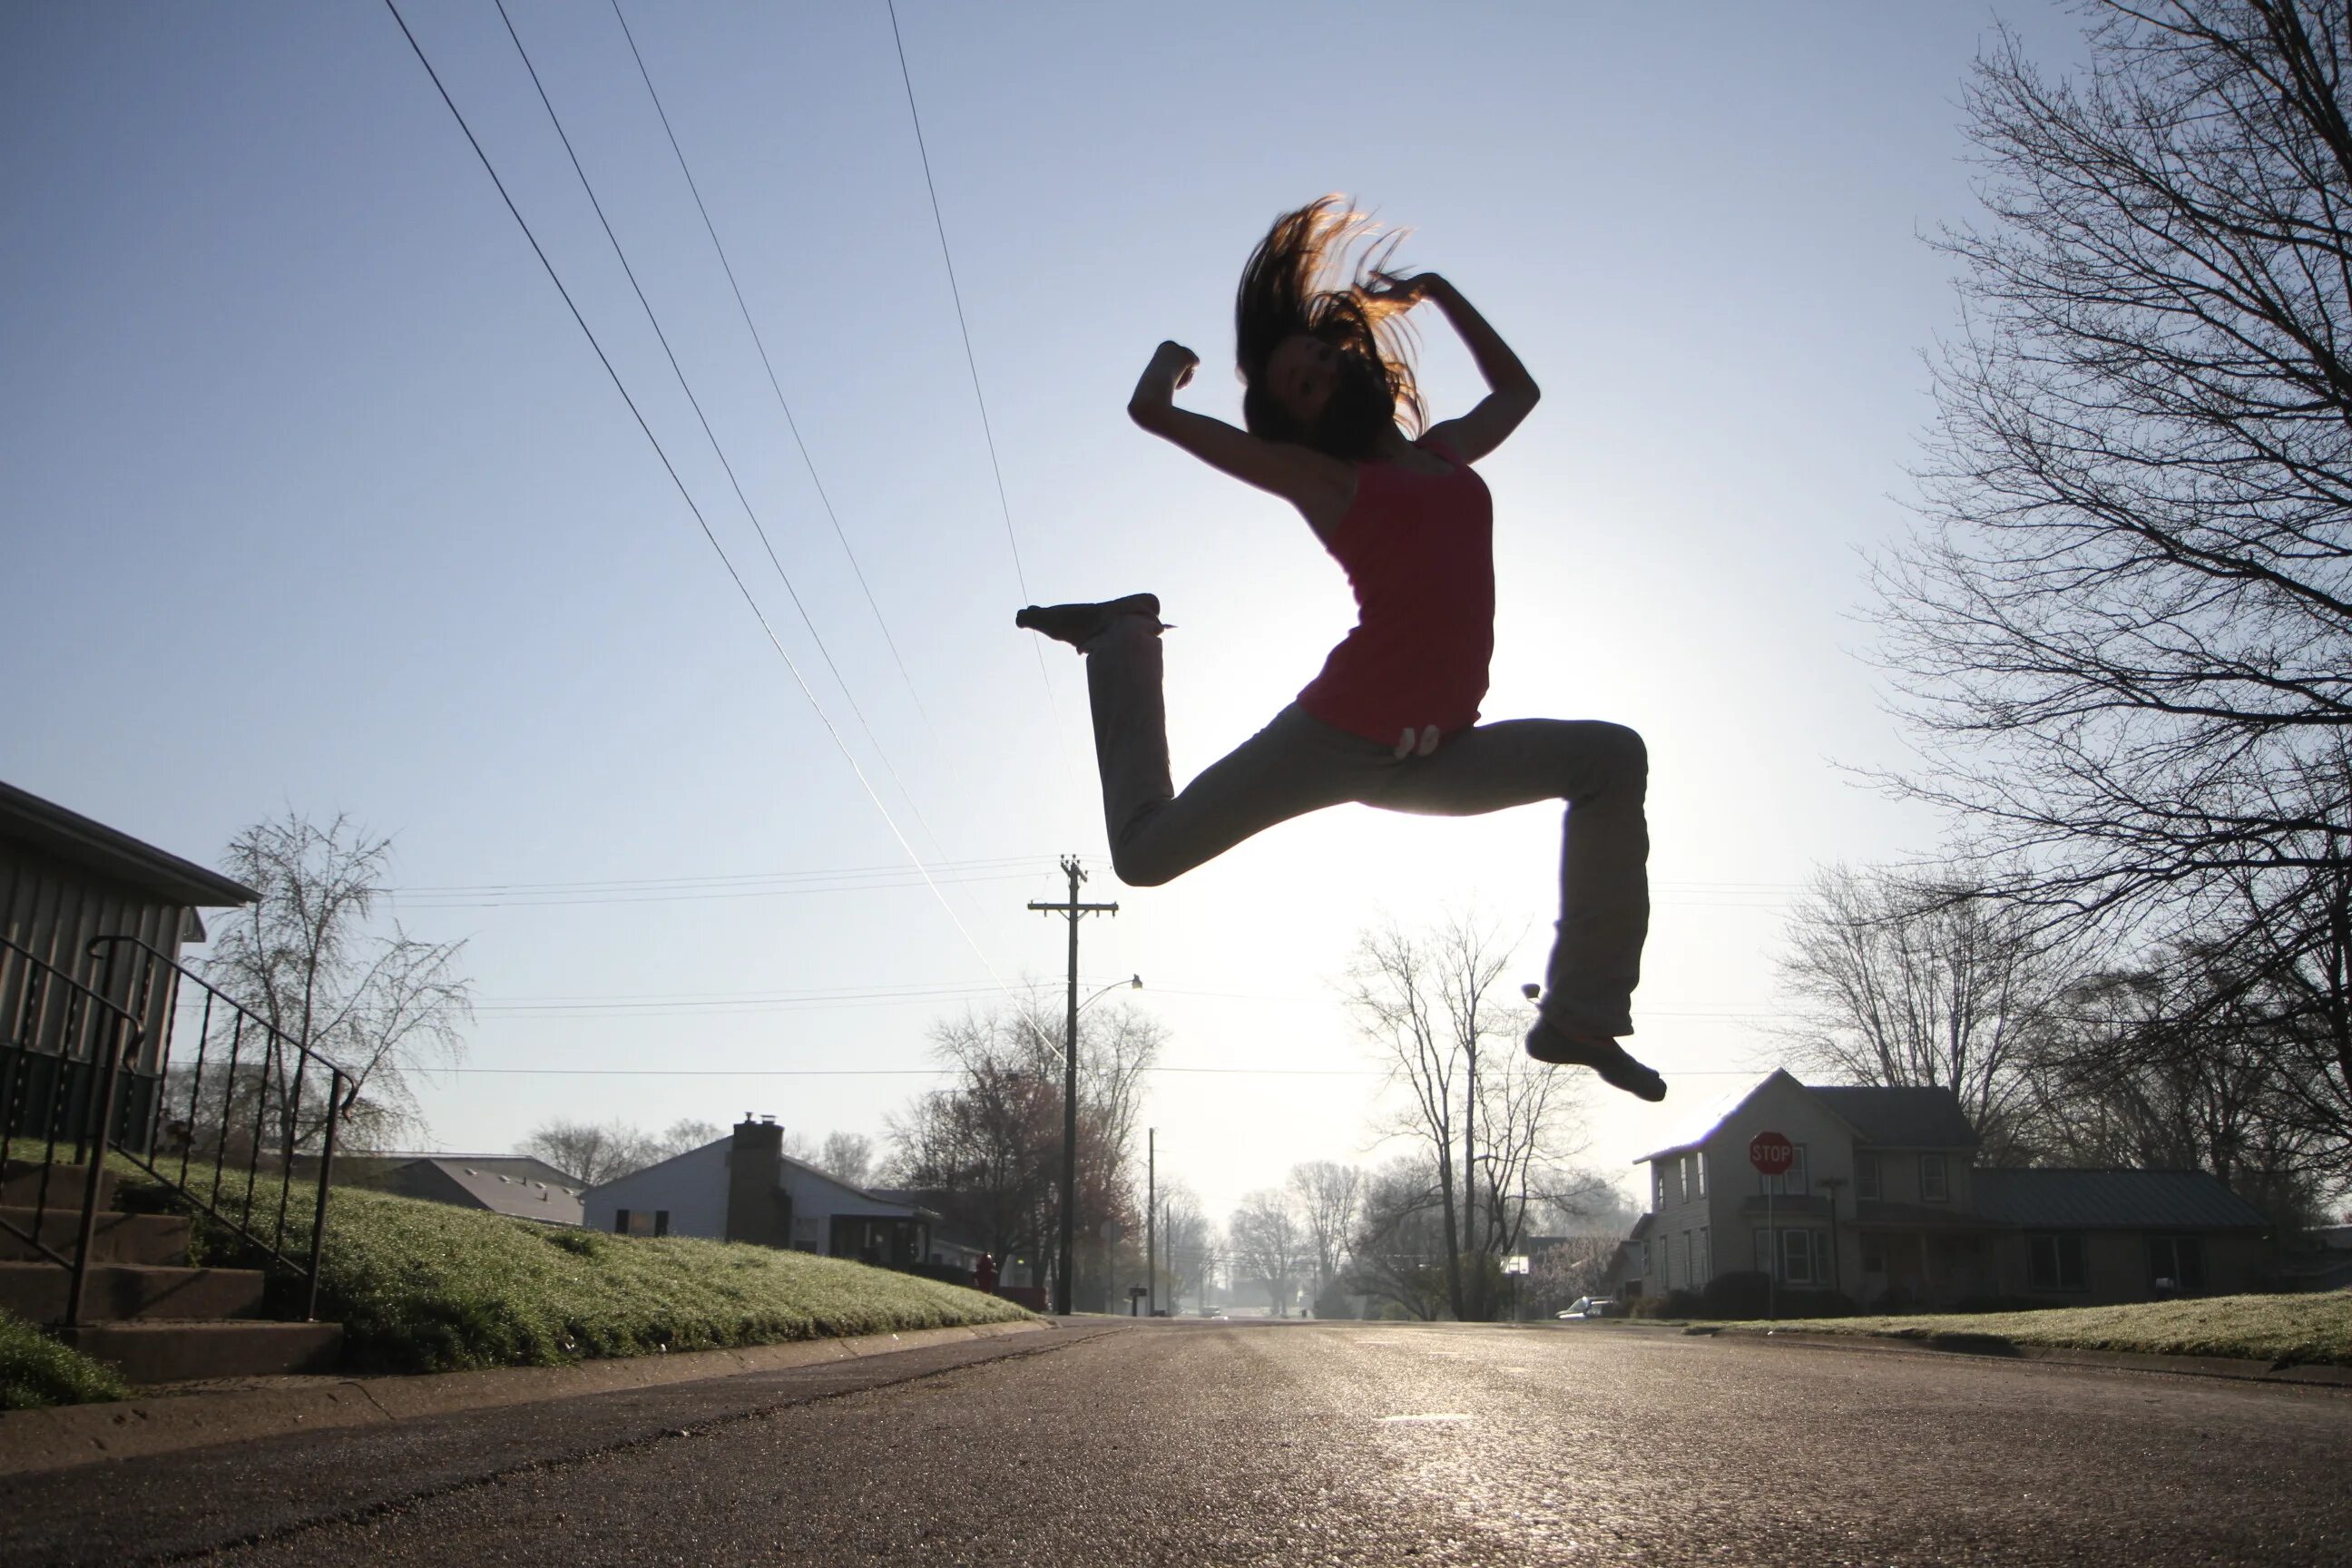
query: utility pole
[
  {"left": 1029, "top": 855, "right": 1116, "bottom": 1316},
  {"left": 1147, "top": 1128, "right": 1157, "bottom": 1318}
]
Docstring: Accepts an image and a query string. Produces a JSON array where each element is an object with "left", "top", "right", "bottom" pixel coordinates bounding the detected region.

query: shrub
[
  {"left": 1700, "top": 1271, "right": 1773, "bottom": 1319},
  {"left": 0, "top": 1309, "right": 128, "bottom": 1410}
]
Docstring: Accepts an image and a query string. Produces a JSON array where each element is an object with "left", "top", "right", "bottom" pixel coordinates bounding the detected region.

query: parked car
[{"left": 1556, "top": 1296, "right": 1615, "bottom": 1320}]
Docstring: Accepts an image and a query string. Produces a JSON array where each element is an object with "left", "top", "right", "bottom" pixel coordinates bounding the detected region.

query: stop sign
[{"left": 1749, "top": 1131, "right": 1795, "bottom": 1176}]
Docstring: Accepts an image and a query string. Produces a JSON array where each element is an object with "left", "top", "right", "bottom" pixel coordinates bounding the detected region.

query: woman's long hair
[{"left": 1235, "top": 197, "right": 1426, "bottom": 459}]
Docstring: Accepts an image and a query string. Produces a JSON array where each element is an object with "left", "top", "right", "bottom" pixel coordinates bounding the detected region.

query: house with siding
[
  {"left": 581, "top": 1116, "right": 938, "bottom": 1267},
  {"left": 1621, "top": 1070, "right": 2274, "bottom": 1309},
  {"left": 2, "top": 779, "right": 256, "bottom": 1152}
]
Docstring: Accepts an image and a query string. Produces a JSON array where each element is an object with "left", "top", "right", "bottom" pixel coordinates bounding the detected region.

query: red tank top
[{"left": 1296, "top": 436, "right": 1494, "bottom": 744}]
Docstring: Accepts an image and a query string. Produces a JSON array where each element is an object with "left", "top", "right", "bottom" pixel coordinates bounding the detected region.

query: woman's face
[{"left": 1265, "top": 333, "right": 1339, "bottom": 428}]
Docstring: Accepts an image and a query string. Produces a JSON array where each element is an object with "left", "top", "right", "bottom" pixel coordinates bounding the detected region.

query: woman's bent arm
[
  {"left": 1128, "top": 340, "right": 1354, "bottom": 525},
  {"left": 1398, "top": 276, "right": 1540, "bottom": 463}
]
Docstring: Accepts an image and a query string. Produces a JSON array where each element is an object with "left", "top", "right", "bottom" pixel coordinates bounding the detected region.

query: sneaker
[
  {"left": 1014, "top": 593, "right": 1161, "bottom": 651},
  {"left": 1525, "top": 1015, "right": 1666, "bottom": 1102}
]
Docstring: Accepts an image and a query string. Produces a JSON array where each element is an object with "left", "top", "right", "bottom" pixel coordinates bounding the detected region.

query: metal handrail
[
  {"left": 0, "top": 933, "right": 147, "bottom": 1322},
  {"left": 85, "top": 936, "right": 349, "bottom": 1322}
]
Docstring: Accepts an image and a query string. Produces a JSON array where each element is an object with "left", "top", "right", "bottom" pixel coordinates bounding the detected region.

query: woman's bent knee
[
  {"left": 1109, "top": 840, "right": 1178, "bottom": 888},
  {"left": 1599, "top": 722, "right": 1647, "bottom": 779}
]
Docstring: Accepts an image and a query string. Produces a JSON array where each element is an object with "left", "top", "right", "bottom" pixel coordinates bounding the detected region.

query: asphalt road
[{"left": 7, "top": 1319, "right": 2349, "bottom": 1565}]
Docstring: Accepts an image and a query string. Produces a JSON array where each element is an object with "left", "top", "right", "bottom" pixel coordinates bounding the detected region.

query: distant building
[
  {"left": 863, "top": 1186, "right": 993, "bottom": 1275},
  {"left": 581, "top": 1117, "right": 940, "bottom": 1266},
  {"left": 1622, "top": 1070, "right": 2275, "bottom": 1309},
  {"left": 332, "top": 1152, "right": 584, "bottom": 1226}
]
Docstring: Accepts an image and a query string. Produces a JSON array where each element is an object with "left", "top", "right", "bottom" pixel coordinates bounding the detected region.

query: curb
[
  {"left": 0, "top": 1318, "right": 1053, "bottom": 1478},
  {"left": 1701, "top": 1323, "right": 2352, "bottom": 1388}
]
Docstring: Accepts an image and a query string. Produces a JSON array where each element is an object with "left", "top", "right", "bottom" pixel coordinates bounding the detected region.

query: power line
[
  {"left": 396, "top": 853, "right": 1048, "bottom": 896},
  {"left": 379, "top": 0, "right": 1007, "bottom": 992},
  {"left": 392, "top": 867, "right": 1048, "bottom": 911},
  {"left": 606, "top": 0, "right": 928, "bottom": 728},
  {"left": 426, "top": 1063, "right": 1763, "bottom": 1078},
  {"left": 488, "top": 0, "right": 955, "bottom": 857},
  {"left": 882, "top": 0, "right": 1054, "bottom": 703}
]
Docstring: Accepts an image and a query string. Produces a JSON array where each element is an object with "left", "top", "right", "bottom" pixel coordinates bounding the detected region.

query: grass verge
[
  {"left": 118, "top": 1169, "right": 1035, "bottom": 1376},
  {"left": 0, "top": 1308, "right": 129, "bottom": 1411},
  {"left": 1718, "top": 1290, "right": 2352, "bottom": 1367}
]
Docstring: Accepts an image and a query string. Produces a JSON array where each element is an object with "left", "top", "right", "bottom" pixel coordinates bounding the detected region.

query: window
[
  {"left": 612, "top": 1208, "right": 630, "bottom": 1236},
  {"left": 1673, "top": 1159, "right": 1687, "bottom": 1204},
  {"left": 1696, "top": 1227, "right": 1710, "bottom": 1283},
  {"left": 2148, "top": 1235, "right": 2206, "bottom": 1294},
  {"left": 2028, "top": 1232, "right": 2086, "bottom": 1290},
  {"left": 1756, "top": 1228, "right": 1827, "bottom": 1283},
  {"left": 1681, "top": 1230, "right": 1693, "bottom": 1288},
  {"left": 1920, "top": 1154, "right": 1949, "bottom": 1203},
  {"left": 1695, "top": 1152, "right": 1707, "bottom": 1198},
  {"left": 1766, "top": 1143, "right": 1809, "bottom": 1197},
  {"left": 1654, "top": 1166, "right": 1667, "bottom": 1210},
  {"left": 617, "top": 1209, "right": 668, "bottom": 1239},
  {"left": 1856, "top": 1154, "right": 1881, "bottom": 1202}
]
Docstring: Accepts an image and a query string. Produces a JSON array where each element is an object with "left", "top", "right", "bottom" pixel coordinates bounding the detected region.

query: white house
[
  {"left": 582, "top": 1116, "right": 936, "bottom": 1267},
  {"left": 1621, "top": 1071, "right": 2274, "bottom": 1309}
]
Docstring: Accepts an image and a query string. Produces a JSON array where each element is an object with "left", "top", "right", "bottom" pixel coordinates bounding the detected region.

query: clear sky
[{"left": 3, "top": 1, "right": 2083, "bottom": 1228}]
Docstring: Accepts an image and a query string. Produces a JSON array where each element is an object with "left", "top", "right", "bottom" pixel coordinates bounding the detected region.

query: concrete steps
[
  {"left": 1, "top": 1160, "right": 115, "bottom": 1211},
  {"left": 0, "top": 1159, "right": 346, "bottom": 1382},
  {"left": 0, "top": 1260, "right": 267, "bottom": 1324},
  {"left": 0, "top": 1205, "right": 191, "bottom": 1265}
]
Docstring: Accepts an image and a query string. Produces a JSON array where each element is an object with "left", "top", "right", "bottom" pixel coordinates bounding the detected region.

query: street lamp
[
  {"left": 1057, "top": 974, "right": 1141, "bottom": 1316},
  {"left": 1081, "top": 975, "right": 1143, "bottom": 1014}
]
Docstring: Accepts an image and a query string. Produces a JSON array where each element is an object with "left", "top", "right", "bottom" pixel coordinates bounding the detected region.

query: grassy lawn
[
  {"left": 119, "top": 1171, "right": 1035, "bottom": 1377},
  {"left": 1720, "top": 1290, "right": 2352, "bottom": 1367},
  {"left": 0, "top": 1308, "right": 129, "bottom": 1411}
]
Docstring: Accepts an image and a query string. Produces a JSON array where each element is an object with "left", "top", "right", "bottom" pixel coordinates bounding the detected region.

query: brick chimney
[{"left": 725, "top": 1116, "right": 792, "bottom": 1247}]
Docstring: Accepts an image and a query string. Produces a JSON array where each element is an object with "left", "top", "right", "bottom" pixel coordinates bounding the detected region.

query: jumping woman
[{"left": 1018, "top": 198, "right": 1663, "bottom": 1102}]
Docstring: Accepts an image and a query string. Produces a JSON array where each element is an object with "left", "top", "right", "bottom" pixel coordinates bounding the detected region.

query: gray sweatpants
[{"left": 1083, "top": 615, "right": 1649, "bottom": 1037}]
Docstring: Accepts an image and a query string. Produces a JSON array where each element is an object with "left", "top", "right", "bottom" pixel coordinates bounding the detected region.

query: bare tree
[
  {"left": 206, "top": 811, "right": 471, "bottom": 1149},
  {"left": 1346, "top": 914, "right": 1596, "bottom": 1320},
  {"left": 652, "top": 1119, "right": 720, "bottom": 1161},
  {"left": 1227, "top": 1189, "right": 1308, "bottom": 1315},
  {"left": 818, "top": 1131, "right": 876, "bottom": 1189},
  {"left": 1873, "top": 3, "right": 2352, "bottom": 1148},
  {"left": 1525, "top": 1237, "right": 1621, "bottom": 1317},
  {"left": 884, "top": 992, "right": 1166, "bottom": 1303},
  {"left": 519, "top": 1118, "right": 657, "bottom": 1187},
  {"left": 1288, "top": 1160, "right": 1363, "bottom": 1310},
  {"left": 1343, "top": 1157, "right": 1454, "bottom": 1321},
  {"left": 1156, "top": 1182, "right": 1212, "bottom": 1311},
  {"left": 2029, "top": 951, "right": 2337, "bottom": 1224},
  {"left": 1772, "top": 865, "right": 2080, "bottom": 1161}
]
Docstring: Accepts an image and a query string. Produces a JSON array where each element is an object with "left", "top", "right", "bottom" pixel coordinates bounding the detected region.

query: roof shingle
[
  {"left": 1972, "top": 1168, "right": 2271, "bottom": 1230},
  {"left": 1807, "top": 1085, "right": 1979, "bottom": 1149}
]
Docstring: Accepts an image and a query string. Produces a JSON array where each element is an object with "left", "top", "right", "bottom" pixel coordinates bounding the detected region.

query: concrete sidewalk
[
  {"left": 0, "top": 1318, "right": 1051, "bottom": 1477},
  {"left": 1558, "top": 1315, "right": 2352, "bottom": 1387}
]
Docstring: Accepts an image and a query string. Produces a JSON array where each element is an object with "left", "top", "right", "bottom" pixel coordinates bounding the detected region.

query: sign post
[
  {"left": 1502, "top": 1253, "right": 1531, "bottom": 1322},
  {"left": 1749, "top": 1132, "right": 1795, "bottom": 1321}
]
